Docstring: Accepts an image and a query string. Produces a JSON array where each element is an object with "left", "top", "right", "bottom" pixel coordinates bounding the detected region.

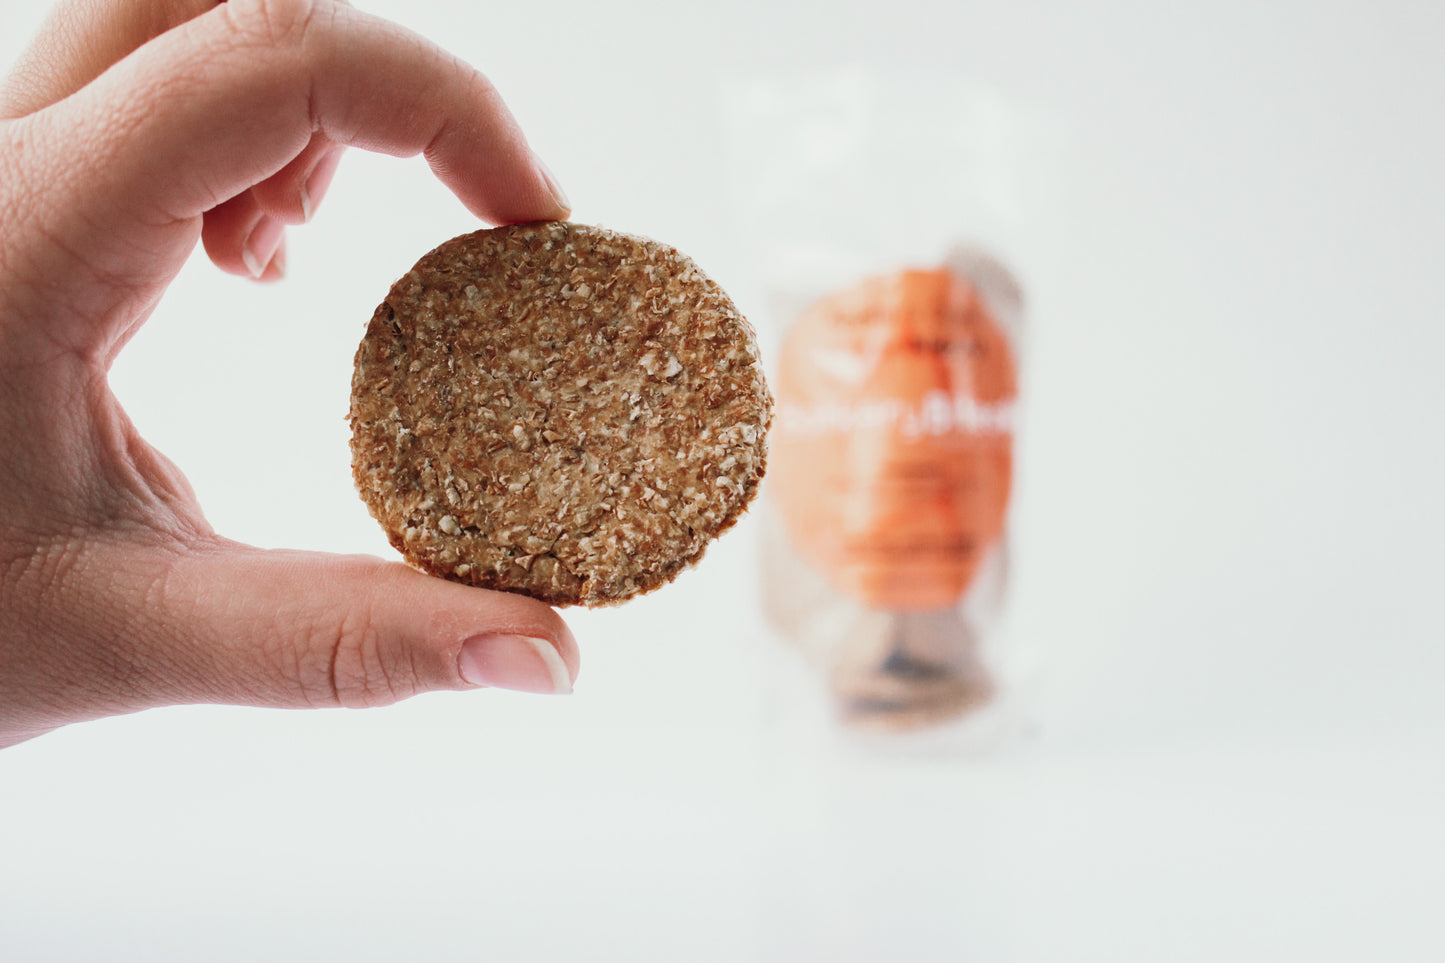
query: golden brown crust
[{"left": 349, "top": 221, "right": 772, "bottom": 606}]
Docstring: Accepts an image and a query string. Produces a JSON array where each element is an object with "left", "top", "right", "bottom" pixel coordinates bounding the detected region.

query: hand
[{"left": 0, "top": 0, "right": 580, "bottom": 749}]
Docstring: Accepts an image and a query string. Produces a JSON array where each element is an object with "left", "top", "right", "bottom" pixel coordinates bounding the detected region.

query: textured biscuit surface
[{"left": 350, "top": 221, "right": 772, "bottom": 606}]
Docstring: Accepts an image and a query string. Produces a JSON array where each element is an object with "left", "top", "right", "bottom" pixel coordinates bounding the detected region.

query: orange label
[{"left": 770, "top": 268, "right": 1017, "bottom": 610}]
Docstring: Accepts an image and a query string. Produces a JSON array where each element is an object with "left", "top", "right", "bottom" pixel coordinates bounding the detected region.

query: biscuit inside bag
[{"left": 763, "top": 249, "right": 1022, "bottom": 731}]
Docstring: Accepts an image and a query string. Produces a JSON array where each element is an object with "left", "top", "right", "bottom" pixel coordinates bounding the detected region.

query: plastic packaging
[{"left": 723, "top": 69, "right": 1049, "bottom": 739}]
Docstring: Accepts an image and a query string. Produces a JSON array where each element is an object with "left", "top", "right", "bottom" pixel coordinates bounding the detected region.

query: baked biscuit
[{"left": 350, "top": 221, "right": 772, "bottom": 606}]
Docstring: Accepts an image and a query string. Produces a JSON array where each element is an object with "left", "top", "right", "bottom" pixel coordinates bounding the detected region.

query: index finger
[{"left": 30, "top": 0, "right": 569, "bottom": 227}]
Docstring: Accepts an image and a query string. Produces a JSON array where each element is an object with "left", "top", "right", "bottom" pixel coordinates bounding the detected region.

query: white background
[{"left": 3, "top": 0, "right": 1443, "bottom": 960}]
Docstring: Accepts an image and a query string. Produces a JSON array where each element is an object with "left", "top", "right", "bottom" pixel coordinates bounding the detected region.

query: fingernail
[
  {"left": 241, "top": 245, "right": 264, "bottom": 279},
  {"left": 458, "top": 635, "right": 573, "bottom": 695},
  {"left": 300, "top": 150, "right": 342, "bottom": 223},
  {"left": 243, "top": 217, "right": 284, "bottom": 279},
  {"left": 533, "top": 154, "right": 571, "bottom": 217}
]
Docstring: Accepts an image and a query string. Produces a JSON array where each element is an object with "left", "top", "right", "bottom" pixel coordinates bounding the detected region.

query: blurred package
[{"left": 723, "top": 69, "right": 1057, "bottom": 741}]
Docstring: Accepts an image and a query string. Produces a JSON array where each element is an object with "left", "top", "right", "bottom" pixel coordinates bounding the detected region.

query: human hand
[{"left": 0, "top": 0, "right": 579, "bottom": 749}]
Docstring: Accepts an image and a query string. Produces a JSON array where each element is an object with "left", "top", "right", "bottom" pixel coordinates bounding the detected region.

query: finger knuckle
[
  {"left": 302, "top": 602, "right": 416, "bottom": 710},
  {"left": 223, "top": 0, "right": 325, "bottom": 48}
]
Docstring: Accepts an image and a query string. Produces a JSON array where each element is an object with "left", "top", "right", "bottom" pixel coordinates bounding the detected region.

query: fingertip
[
  {"left": 244, "top": 209, "right": 284, "bottom": 273},
  {"left": 549, "top": 611, "right": 581, "bottom": 686},
  {"left": 252, "top": 140, "right": 344, "bottom": 226},
  {"left": 239, "top": 243, "right": 264, "bottom": 279},
  {"left": 258, "top": 238, "right": 286, "bottom": 281},
  {"left": 302, "top": 149, "right": 344, "bottom": 222},
  {"left": 383, "top": 567, "right": 579, "bottom": 693},
  {"left": 459, "top": 591, "right": 580, "bottom": 690},
  {"left": 203, "top": 191, "right": 287, "bottom": 280},
  {"left": 532, "top": 154, "right": 571, "bottom": 221},
  {"left": 458, "top": 633, "right": 574, "bottom": 695},
  {"left": 425, "top": 122, "right": 571, "bottom": 226}
]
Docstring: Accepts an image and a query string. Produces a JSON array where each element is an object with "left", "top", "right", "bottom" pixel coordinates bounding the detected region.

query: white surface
[{"left": 2, "top": 0, "right": 1443, "bottom": 960}]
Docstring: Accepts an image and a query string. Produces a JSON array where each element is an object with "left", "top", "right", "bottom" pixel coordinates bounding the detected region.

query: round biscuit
[{"left": 349, "top": 221, "right": 772, "bottom": 606}]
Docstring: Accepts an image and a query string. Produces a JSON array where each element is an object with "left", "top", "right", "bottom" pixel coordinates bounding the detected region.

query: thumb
[
  {"left": 1, "top": 537, "right": 579, "bottom": 745},
  {"left": 156, "top": 542, "right": 579, "bottom": 709}
]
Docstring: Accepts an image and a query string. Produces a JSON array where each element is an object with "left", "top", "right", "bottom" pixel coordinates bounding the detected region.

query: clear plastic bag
[{"left": 723, "top": 69, "right": 1054, "bottom": 740}]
